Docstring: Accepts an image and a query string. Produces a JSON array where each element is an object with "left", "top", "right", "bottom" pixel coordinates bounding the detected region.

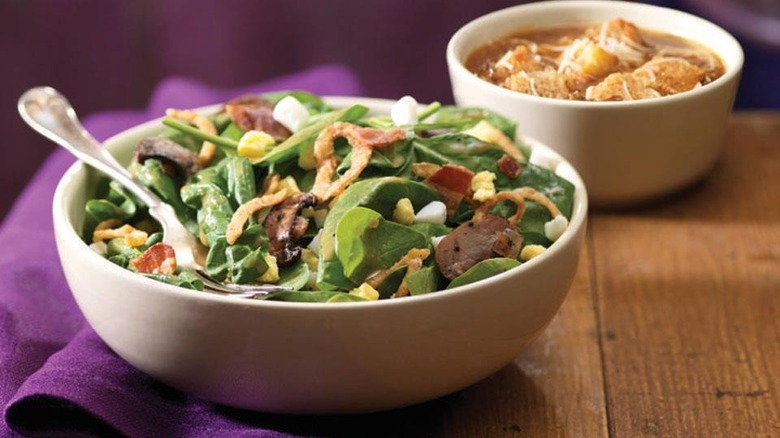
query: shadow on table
[{"left": 213, "top": 363, "right": 553, "bottom": 438}]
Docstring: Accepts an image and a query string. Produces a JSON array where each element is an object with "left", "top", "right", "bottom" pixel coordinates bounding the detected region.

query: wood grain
[
  {"left": 590, "top": 113, "right": 780, "bottom": 437},
  {"left": 264, "top": 113, "right": 779, "bottom": 437},
  {"left": 433, "top": 246, "right": 608, "bottom": 437}
]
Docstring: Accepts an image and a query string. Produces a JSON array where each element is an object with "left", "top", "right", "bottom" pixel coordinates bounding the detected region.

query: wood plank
[
  {"left": 287, "top": 246, "right": 607, "bottom": 437},
  {"left": 432, "top": 246, "right": 608, "bottom": 437},
  {"left": 591, "top": 113, "right": 780, "bottom": 437}
]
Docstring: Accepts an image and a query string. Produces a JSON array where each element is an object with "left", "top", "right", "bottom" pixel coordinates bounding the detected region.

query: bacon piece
[
  {"left": 225, "top": 96, "right": 291, "bottom": 141},
  {"left": 497, "top": 154, "right": 523, "bottom": 179},
  {"left": 311, "top": 122, "right": 407, "bottom": 203},
  {"left": 131, "top": 243, "right": 177, "bottom": 275},
  {"left": 423, "top": 164, "right": 475, "bottom": 217}
]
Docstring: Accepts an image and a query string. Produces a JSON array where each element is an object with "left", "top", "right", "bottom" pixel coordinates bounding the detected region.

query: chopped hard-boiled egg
[
  {"left": 393, "top": 198, "right": 415, "bottom": 225},
  {"left": 301, "top": 248, "right": 319, "bottom": 271},
  {"left": 431, "top": 235, "right": 446, "bottom": 249},
  {"left": 350, "top": 282, "right": 380, "bottom": 301},
  {"left": 237, "top": 130, "right": 275, "bottom": 160},
  {"left": 391, "top": 95, "right": 418, "bottom": 126},
  {"left": 312, "top": 209, "right": 328, "bottom": 229},
  {"left": 544, "top": 214, "right": 569, "bottom": 241},
  {"left": 414, "top": 201, "right": 447, "bottom": 225},
  {"left": 124, "top": 228, "right": 149, "bottom": 247},
  {"left": 89, "top": 241, "right": 108, "bottom": 255},
  {"left": 307, "top": 229, "right": 323, "bottom": 255},
  {"left": 301, "top": 207, "right": 327, "bottom": 228},
  {"left": 278, "top": 176, "right": 301, "bottom": 194},
  {"left": 260, "top": 255, "right": 280, "bottom": 283},
  {"left": 297, "top": 144, "right": 316, "bottom": 170},
  {"left": 529, "top": 148, "right": 560, "bottom": 171},
  {"left": 272, "top": 96, "right": 310, "bottom": 133},
  {"left": 520, "top": 244, "right": 546, "bottom": 261},
  {"left": 555, "top": 161, "right": 578, "bottom": 183},
  {"left": 471, "top": 171, "right": 497, "bottom": 202}
]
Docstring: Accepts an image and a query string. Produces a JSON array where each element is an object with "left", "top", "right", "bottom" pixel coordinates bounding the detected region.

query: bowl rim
[
  {"left": 52, "top": 95, "right": 588, "bottom": 310},
  {"left": 446, "top": 0, "right": 745, "bottom": 108}
]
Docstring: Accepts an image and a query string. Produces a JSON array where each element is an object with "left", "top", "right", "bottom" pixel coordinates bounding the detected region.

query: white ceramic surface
[
  {"left": 52, "top": 97, "right": 588, "bottom": 414},
  {"left": 447, "top": 0, "right": 744, "bottom": 206}
]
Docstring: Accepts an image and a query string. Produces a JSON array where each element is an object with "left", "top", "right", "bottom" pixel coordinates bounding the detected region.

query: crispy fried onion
[
  {"left": 311, "top": 122, "right": 407, "bottom": 203},
  {"left": 92, "top": 219, "right": 148, "bottom": 247},
  {"left": 366, "top": 248, "right": 431, "bottom": 298},
  {"left": 411, "top": 162, "right": 442, "bottom": 179},
  {"left": 165, "top": 108, "right": 217, "bottom": 166},
  {"left": 226, "top": 189, "right": 289, "bottom": 245},
  {"left": 474, "top": 187, "right": 561, "bottom": 227},
  {"left": 224, "top": 173, "right": 291, "bottom": 244}
]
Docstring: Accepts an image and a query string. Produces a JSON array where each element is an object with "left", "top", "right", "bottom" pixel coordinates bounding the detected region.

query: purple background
[
  {"left": 1, "top": 0, "right": 779, "bottom": 223},
  {"left": 0, "top": 1, "right": 778, "bottom": 436}
]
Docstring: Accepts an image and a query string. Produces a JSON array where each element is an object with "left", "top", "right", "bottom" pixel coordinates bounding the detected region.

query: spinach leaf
[
  {"left": 316, "top": 177, "right": 439, "bottom": 291},
  {"left": 205, "top": 236, "right": 269, "bottom": 284},
  {"left": 407, "top": 266, "right": 440, "bottom": 296},
  {"left": 432, "top": 106, "right": 517, "bottom": 140},
  {"left": 82, "top": 181, "right": 140, "bottom": 239},
  {"left": 181, "top": 183, "right": 233, "bottom": 246},
  {"left": 375, "top": 267, "right": 407, "bottom": 299},
  {"left": 335, "top": 207, "right": 427, "bottom": 284},
  {"left": 337, "top": 138, "right": 415, "bottom": 179},
  {"left": 413, "top": 134, "right": 506, "bottom": 173},
  {"left": 277, "top": 259, "right": 310, "bottom": 291},
  {"left": 410, "top": 223, "right": 451, "bottom": 243},
  {"left": 447, "top": 258, "right": 521, "bottom": 289},
  {"left": 136, "top": 159, "right": 191, "bottom": 219},
  {"left": 224, "top": 156, "right": 256, "bottom": 206},
  {"left": 143, "top": 271, "right": 205, "bottom": 290},
  {"left": 220, "top": 122, "right": 245, "bottom": 143},
  {"left": 255, "top": 104, "right": 369, "bottom": 165}
]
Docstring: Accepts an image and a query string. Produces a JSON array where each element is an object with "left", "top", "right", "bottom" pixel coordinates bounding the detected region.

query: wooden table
[{"left": 264, "top": 112, "right": 778, "bottom": 437}]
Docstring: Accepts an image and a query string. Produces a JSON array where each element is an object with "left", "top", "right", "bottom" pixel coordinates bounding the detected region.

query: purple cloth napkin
[{"left": 0, "top": 65, "right": 415, "bottom": 438}]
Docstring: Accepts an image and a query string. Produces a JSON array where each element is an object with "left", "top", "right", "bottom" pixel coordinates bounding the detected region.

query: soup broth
[{"left": 465, "top": 19, "right": 725, "bottom": 101}]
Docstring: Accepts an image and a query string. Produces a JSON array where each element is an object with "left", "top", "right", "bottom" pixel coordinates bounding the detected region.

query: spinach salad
[{"left": 84, "top": 92, "right": 575, "bottom": 302}]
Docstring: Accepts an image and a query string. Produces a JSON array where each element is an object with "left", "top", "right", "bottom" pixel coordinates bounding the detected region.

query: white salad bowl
[
  {"left": 52, "top": 97, "right": 588, "bottom": 414},
  {"left": 447, "top": 0, "right": 743, "bottom": 206}
]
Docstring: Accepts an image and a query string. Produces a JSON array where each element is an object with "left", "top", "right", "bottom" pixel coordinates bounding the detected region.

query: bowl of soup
[{"left": 447, "top": 0, "right": 744, "bottom": 206}]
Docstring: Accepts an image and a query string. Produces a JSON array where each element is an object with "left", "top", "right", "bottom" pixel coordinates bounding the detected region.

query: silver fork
[{"left": 19, "top": 86, "right": 288, "bottom": 298}]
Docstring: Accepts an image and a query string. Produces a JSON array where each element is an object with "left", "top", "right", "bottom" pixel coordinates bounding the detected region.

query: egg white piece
[
  {"left": 273, "top": 96, "right": 310, "bottom": 133},
  {"left": 529, "top": 148, "right": 561, "bottom": 171},
  {"left": 544, "top": 214, "right": 569, "bottom": 241},
  {"left": 391, "top": 95, "right": 419, "bottom": 126},
  {"left": 414, "top": 201, "right": 447, "bottom": 225}
]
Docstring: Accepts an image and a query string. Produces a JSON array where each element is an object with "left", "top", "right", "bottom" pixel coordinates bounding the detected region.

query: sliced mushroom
[
  {"left": 225, "top": 95, "right": 291, "bottom": 141},
  {"left": 262, "top": 192, "right": 317, "bottom": 267},
  {"left": 435, "top": 214, "right": 523, "bottom": 280},
  {"left": 134, "top": 136, "right": 202, "bottom": 179}
]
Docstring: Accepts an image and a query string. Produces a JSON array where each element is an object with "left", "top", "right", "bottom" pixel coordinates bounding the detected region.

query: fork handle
[{"left": 18, "top": 86, "right": 162, "bottom": 209}]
